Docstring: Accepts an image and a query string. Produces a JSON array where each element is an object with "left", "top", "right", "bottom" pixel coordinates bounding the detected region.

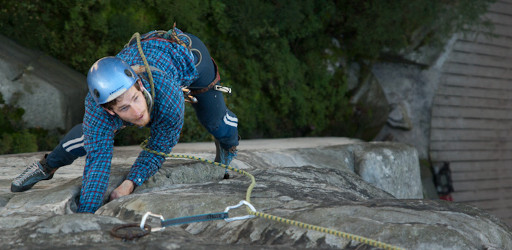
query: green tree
[
  {"left": 0, "top": 0, "right": 496, "bottom": 152},
  {"left": 0, "top": 94, "right": 40, "bottom": 154}
]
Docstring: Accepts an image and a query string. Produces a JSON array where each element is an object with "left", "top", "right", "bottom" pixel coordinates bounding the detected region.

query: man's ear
[
  {"left": 138, "top": 79, "right": 145, "bottom": 90},
  {"left": 102, "top": 107, "right": 116, "bottom": 116},
  {"left": 131, "top": 65, "right": 145, "bottom": 74}
]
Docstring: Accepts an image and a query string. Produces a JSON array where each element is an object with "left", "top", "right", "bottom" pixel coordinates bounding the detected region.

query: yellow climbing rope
[
  {"left": 140, "top": 140, "right": 404, "bottom": 250},
  {"left": 128, "top": 32, "right": 156, "bottom": 100}
]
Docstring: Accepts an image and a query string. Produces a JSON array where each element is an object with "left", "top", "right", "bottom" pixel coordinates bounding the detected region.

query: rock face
[
  {"left": 0, "top": 35, "right": 87, "bottom": 131},
  {"left": 348, "top": 66, "right": 391, "bottom": 141},
  {"left": 0, "top": 138, "right": 510, "bottom": 249},
  {"left": 372, "top": 62, "right": 442, "bottom": 160},
  {"left": 369, "top": 35, "right": 459, "bottom": 160}
]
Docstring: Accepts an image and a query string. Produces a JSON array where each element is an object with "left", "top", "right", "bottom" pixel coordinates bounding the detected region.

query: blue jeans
[{"left": 46, "top": 33, "right": 239, "bottom": 169}]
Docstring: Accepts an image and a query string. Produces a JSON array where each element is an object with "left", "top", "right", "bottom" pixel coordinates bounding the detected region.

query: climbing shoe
[
  {"left": 215, "top": 140, "right": 238, "bottom": 179},
  {"left": 11, "top": 155, "right": 56, "bottom": 192}
]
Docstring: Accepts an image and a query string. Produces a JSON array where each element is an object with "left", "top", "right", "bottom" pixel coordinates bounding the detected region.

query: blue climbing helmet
[{"left": 87, "top": 56, "right": 138, "bottom": 104}]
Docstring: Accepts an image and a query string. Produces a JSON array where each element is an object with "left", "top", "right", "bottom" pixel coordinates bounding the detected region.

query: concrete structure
[
  {"left": 429, "top": 0, "right": 512, "bottom": 226},
  {"left": 373, "top": 0, "right": 512, "bottom": 226}
]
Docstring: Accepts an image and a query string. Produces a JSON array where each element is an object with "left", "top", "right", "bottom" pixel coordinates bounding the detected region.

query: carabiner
[
  {"left": 224, "top": 200, "right": 256, "bottom": 222},
  {"left": 214, "top": 85, "right": 232, "bottom": 94},
  {"left": 140, "top": 212, "right": 166, "bottom": 232}
]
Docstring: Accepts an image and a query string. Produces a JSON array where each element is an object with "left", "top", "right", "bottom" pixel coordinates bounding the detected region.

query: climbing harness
[{"left": 126, "top": 23, "right": 231, "bottom": 105}]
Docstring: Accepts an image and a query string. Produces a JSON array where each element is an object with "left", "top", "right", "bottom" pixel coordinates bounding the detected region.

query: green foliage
[
  {"left": 180, "top": 105, "right": 213, "bottom": 142},
  {"left": 0, "top": 0, "right": 496, "bottom": 150},
  {"left": 0, "top": 93, "right": 62, "bottom": 154},
  {"left": 207, "top": 0, "right": 352, "bottom": 137},
  {"left": 333, "top": 0, "right": 496, "bottom": 61},
  {"left": 29, "top": 127, "right": 63, "bottom": 152},
  {"left": 0, "top": 94, "right": 25, "bottom": 134},
  {"left": 0, "top": 93, "right": 28, "bottom": 154},
  {"left": 0, "top": 131, "right": 38, "bottom": 154}
]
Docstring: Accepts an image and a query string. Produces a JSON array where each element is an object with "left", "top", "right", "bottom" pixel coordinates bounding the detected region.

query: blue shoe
[
  {"left": 215, "top": 140, "right": 238, "bottom": 179},
  {"left": 11, "top": 156, "right": 55, "bottom": 192}
]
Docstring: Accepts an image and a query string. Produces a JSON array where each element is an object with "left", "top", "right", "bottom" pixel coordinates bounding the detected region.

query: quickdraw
[
  {"left": 110, "top": 200, "right": 256, "bottom": 240},
  {"left": 142, "top": 200, "right": 256, "bottom": 232}
]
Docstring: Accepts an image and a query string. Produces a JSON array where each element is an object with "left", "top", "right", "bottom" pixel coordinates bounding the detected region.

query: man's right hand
[{"left": 110, "top": 180, "right": 135, "bottom": 201}]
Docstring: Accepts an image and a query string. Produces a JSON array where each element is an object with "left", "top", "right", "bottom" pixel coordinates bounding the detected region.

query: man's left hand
[{"left": 110, "top": 180, "right": 135, "bottom": 201}]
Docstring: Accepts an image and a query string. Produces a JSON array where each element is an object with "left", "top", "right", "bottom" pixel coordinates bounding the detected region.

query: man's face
[{"left": 108, "top": 83, "right": 150, "bottom": 127}]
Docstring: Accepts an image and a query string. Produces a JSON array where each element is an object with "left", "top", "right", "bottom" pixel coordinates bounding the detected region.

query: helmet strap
[{"left": 140, "top": 82, "right": 154, "bottom": 114}]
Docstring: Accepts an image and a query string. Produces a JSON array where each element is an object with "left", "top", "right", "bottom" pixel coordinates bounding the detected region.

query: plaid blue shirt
[{"left": 77, "top": 29, "right": 198, "bottom": 213}]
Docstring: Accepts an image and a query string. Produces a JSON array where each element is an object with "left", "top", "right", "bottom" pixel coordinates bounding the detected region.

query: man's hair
[{"left": 101, "top": 81, "right": 142, "bottom": 111}]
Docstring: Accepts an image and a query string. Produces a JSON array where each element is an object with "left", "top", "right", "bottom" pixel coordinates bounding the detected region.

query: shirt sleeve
[
  {"left": 126, "top": 83, "right": 185, "bottom": 186},
  {"left": 118, "top": 34, "right": 193, "bottom": 186},
  {"left": 77, "top": 94, "right": 120, "bottom": 213}
]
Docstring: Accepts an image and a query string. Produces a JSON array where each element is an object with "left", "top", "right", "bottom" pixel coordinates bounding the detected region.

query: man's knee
[
  {"left": 60, "top": 124, "right": 86, "bottom": 157},
  {"left": 208, "top": 111, "right": 239, "bottom": 142}
]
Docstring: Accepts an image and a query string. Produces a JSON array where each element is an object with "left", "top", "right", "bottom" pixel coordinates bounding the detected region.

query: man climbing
[{"left": 10, "top": 26, "right": 239, "bottom": 213}]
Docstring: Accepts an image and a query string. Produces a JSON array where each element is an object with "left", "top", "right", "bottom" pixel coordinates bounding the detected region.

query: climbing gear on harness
[
  {"left": 87, "top": 57, "right": 138, "bottom": 104},
  {"left": 127, "top": 25, "right": 231, "bottom": 106},
  {"left": 135, "top": 140, "right": 404, "bottom": 250},
  {"left": 187, "top": 58, "right": 232, "bottom": 96},
  {"left": 214, "top": 85, "right": 232, "bottom": 94},
  {"left": 11, "top": 154, "right": 56, "bottom": 192},
  {"left": 181, "top": 87, "right": 198, "bottom": 103},
  {"left": 110, "top": 223, "right": 151, "bottom": 240},
  {"left": 125, "top": 23, "right": 200, "bottom": 67}
]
